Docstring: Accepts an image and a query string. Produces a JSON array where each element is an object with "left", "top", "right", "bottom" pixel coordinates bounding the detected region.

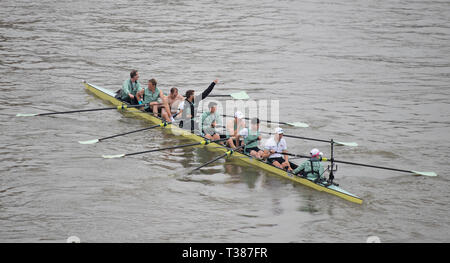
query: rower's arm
[
  {"left": 319, "top": 163, "right": 325, "bottom": 178},
  {"left": 136, "top": 89, "right": 144, "bottom": 102},
  {"left": 160, "top": 90, "right": 168, "bottom": 104},
  {"left": 200, "top": 112, "right": 208, "bottom": 126},
  {"left": 201, "top": 80, "right": 217, "bottom": 100},
  {"left": 283, "top": 150, "right": 290, "bottom": 163},
  {"left": 122, "top": 80, "right": 131, "bottom": 97},
  {"left": 226, "top": 120, "right": 234, "bottom": 135},
  {"left": 293, "top": 161, "right": 306, "bottom": 175},
  {"left": 136, "top": 82, "right": 143, "bottom": 93},
  {"left": 216, "top": 114, "right": 222, "bottom": 126}
]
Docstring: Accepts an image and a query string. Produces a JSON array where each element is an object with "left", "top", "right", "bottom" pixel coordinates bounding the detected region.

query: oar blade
[
  {"left": 16, "top": 113, "right": 38, "bottom": 117},
  {"left": 286, "top": 122, "right": 309, "bottom": 128},
  {"left": 335, "top": 141, "right": 358, "bottom": 147},
  {"left": 102, "top": 154, "right": 125, "bottom": 159},
  {"left": 411, "top": 171, "right": 438, "bottom": 177},
  {"left": 78, "top": 139, "right": 99, "bottom": 145},
  {"left": 230, "top": 91, "right": 250, "bottom": 100}
]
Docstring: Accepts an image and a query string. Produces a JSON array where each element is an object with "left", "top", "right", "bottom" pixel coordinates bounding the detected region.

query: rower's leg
[
  {"left": 152, "top": 105, "right": 158, "bottom": 117},
  {"left": 162, "top": 97, "right": 173, "bottom": 119},
  {"left": 161, "top": 108, "right": 167, "bottom": 117},
  {"left": 272, "top": 161, "right": 283, "bottom": 169},
  {"left": 205, "top": 134, "right": 213, "bottom": 140},
  {"left": 161, "top": 110, "right": 170, "bottom": 122},
  {"left": 162, "top": 105, "right": 172, "bottom": 119},
  {"left": 257, "top": 150, "right": 264, "bottom": 159},
  {"left": 212, "top": 133, "right": 220, "bottom": 141},
  {"left": 149, "top": 102, "right": 158, "bottom": 117},
  {"left": 227, "top": 138, "right": 236, "bottom": 148}
]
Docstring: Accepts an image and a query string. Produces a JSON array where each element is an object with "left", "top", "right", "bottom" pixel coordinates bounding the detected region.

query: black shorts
[
  {"left": 119, "top": 96, "right": 138, "bottom": 105},
  {"left": 244, "top": 147, "right": 261, "bottom": 154},
  {"left": 202, "top": 129, "right": 219, "bottom": 136},
  {"left": 268, "top": 157, "right": 286, "bottom": 165},
  {"left": 145, "top": 105, "right": 162, "bottom": 114}
]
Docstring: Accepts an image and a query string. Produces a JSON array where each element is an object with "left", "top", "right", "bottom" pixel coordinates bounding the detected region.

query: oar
[
  {"left": 102, "top": 137, "right": 230, "bottom": 159},
  {"left": 190, "top": 139, "right": 257, "bottom": 172},
  {"left": 200, "top": 113, "right": 308, "bottom": 128},
  {"left": 16, "top": 103, "right": 149, "bottom": 117},
  {"left": 209, "top": 91, "right": 250, "bottom": 100},
  {"left": 79, "top": 123, "right": 169, "bottom": 145},
  {"left": 265, "top": 133, "right": 358, "bottom": 147},
  {"left": 284, "top": 153, "right": 437, "bottom": 177},
  {"left": 79, "top": 112, "right": 180, "bottom": 145}
]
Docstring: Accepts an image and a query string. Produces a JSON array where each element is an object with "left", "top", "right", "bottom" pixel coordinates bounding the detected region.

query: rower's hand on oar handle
[{"left": 213, "top": 79, "right": 218, "bottom": 84}]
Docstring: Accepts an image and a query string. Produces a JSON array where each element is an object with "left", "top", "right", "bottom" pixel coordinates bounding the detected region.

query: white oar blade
[
  {"left": 335, "top": 141, "right": 358, "bottom": 147},
  {"left": 411, "top": 171, "right": 437, "bottom": 177},
  {"left": 230, "top": 91, "right": 250, "bottom": 100},
  {"left": 16, "top": 113, "right": 38, "bottom": 117},
  {"left": 102, "top": 154, "right": 125, "bottom": 159},
  {"left": 78, "top": 139, "right": 99, "bottom": 145},
  {"left": 286, "top": 122, "right": 309, "bottom": 128}
]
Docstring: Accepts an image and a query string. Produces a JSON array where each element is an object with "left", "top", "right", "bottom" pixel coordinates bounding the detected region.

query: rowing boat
[{"left": 82, "top": 81, "right": 363, "bottom": 204}]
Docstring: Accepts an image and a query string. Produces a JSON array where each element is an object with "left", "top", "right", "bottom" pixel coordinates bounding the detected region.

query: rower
[
  {"left": 239, "top": 118, "right": 264, "bottom": 159},
  {"left": 226, "top": 111, "right": 245, "bottom": 148},
  {"left": 263, "top": 127, "right": 292, "bottom": 171},
  {"left": 178, "top": 79, "right": 218, "bottom": 133},
  {"left": 201, "top": 102, "right": 221, "bottom": 141},
  {"left": 162, "top": 87, "right": 184, "bottom": 118},
  {"left": 118, "top": 70, "right": 142, "bottom": 104},
  {"left": 292, "top": 148, "right": 325, "bottom": 182},
  {"left": 135, "top": 79, "right": 174, "bottom": 122}
]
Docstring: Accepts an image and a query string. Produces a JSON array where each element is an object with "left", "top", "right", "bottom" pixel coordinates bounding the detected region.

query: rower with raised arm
[
  {"left": 135, "top": 79, "right": 174, "bottom": 122},
  {"left": 292, "top": 148, "right": 325, "bottom": 182},
  {"left": 226, "top": 111, "right": 246, "bottom": 148},
  {"left": 178, "top": 79, "right": 218, "bottom": 133},
  {"left": 240, "top": 118, "right": 264, "bottom": 159},
  {"left": 119, "top": 70, "right": 142, "bottom": 104},
  {"left": 263, "top": 127, "right": 292, "bottom": 171},
  {"left": 201, "top": 101, "right": 221, "bottom": 141}
]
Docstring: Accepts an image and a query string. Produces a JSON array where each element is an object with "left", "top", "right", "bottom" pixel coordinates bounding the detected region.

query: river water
[{"left": 1, "top": 0, "right": 449, "bottom": 242}]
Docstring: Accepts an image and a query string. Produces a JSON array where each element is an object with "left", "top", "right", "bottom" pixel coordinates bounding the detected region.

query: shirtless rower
[{"left": 162, "top": 87, "right": 184, "bottom": 118}]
